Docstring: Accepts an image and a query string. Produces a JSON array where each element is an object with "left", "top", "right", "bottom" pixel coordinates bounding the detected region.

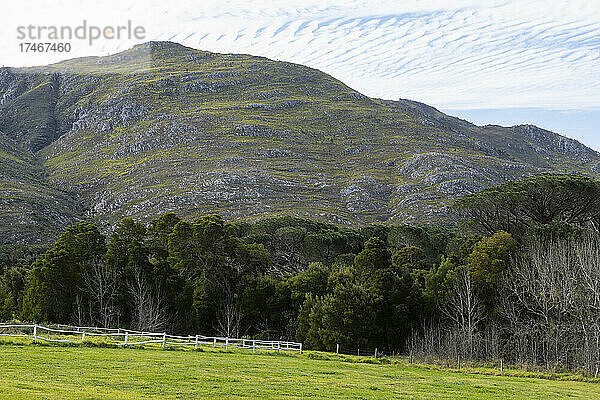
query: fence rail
[{"left": 0, "top": 323, "right": 302, "bottom": 354}]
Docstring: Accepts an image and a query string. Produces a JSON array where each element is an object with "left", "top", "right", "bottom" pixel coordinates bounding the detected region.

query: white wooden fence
[{"left": 0, "top": 323, "right": 302, "bottom": 354}]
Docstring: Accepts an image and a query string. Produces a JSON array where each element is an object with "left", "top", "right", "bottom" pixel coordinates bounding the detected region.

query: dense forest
[{"left": 1, "top": 173, "right": 600, "bottom": 374}]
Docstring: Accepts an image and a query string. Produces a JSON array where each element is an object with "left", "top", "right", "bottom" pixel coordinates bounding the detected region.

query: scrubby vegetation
[
  {"left": 2, "top": 41, "right": 600, "bottom": 244},
  {"left": 1, "top": 173, "right": 600, "bottom": 377}
]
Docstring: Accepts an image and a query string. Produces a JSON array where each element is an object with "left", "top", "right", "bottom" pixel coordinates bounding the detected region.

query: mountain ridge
[{"left": 0, "top": 41, "right": 598, "bottom": 243}]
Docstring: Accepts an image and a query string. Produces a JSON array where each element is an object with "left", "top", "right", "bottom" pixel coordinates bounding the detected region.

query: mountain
[{"left": 1, "top": 41, "right": 599, "bottom": 244}]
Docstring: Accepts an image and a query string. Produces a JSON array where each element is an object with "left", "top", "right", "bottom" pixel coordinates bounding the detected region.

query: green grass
[{"left": 0, "top": 342, "right": 599, "bottom": 399}]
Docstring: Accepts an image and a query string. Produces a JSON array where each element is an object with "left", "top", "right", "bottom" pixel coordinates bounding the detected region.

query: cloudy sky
[{"left": 4, "top": 0, "right": 599, "bottom": 149}]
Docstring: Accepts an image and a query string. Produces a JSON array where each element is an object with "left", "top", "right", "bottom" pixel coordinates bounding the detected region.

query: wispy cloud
[{"left": 152, "top": 0, "right": 600, "bottom": 110}]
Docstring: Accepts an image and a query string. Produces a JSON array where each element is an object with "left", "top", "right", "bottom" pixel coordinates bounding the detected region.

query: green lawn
[{"left": 0, "top": 343, "right": 599, "bottom": 399}]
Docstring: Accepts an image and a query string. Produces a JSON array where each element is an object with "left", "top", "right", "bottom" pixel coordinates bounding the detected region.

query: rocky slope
[
  {"left": 0, "top": 41, "right": 598, "bottom": 243},
  {"left": 0, "top": 134, "right": 82, "bottom": 243}
]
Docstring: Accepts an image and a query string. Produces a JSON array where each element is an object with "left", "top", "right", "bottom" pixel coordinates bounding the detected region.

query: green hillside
[{"left": 0, "top": 41, "right": 598, "bottom": 243}]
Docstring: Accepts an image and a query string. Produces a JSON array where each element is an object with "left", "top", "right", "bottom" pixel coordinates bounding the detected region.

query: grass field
[{"left": 1, "top": 342, "right": 600, "bottom": 399}]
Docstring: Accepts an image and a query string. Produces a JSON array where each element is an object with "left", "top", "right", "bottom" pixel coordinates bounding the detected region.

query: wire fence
[
  {"left": 331, "top": 343, "right": 389, "bottom": 358},
  {"left": 0, "top": 323, "right": 302, "bottom": 354}
]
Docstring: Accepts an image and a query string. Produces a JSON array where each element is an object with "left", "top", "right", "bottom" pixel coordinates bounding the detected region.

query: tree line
[{"left": 1, "top": 173, "right": 599, "bottom": 374}]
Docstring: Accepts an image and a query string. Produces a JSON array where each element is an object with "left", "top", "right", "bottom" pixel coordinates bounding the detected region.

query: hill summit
[{"left": 1, "top": 41, "right": 599, "bottom": 243}]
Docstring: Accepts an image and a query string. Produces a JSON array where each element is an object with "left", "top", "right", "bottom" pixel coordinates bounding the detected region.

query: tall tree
[
  {"left": 455, "top": 173, "right": 600, "bottom": 242},
  {"left": 354, "top": 237, "right": 391, "bottom": 272},
  {"left": 23, "top": 221, "right": 106, "bottom": 323}
]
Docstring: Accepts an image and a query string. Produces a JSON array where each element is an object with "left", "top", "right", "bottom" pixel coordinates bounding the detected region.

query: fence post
[
  {"left": 82, "top": 332, "right": 86, "bottom": 343},
  {"left": 195, "top": 335, "right": 199, "bottom": 350},
  {"left": 336, "top": 343, "right": 339, "bottom": 354},
  {"left": 213, "top": 337, "right": 217, "bottom": 347},
  {"left": 33, "top": 325, "right": 37, "bottom": 344},
  {"left": 225, "top": 337, "right": 229, "bottom": 351},
  {"left": 162, "top": 333, "right": 166, "bottom": 348},
  {"left": 500, "top": 359, "right": 503, "bottom": 374},
  {"left": 374, "top": 348, "right": 377, "bottom": 358},
  {"left": 252, "top": 340, "right": 256, "bottom": 354},
  {"left": 358, "top": 349, "right": 360, "bottom": 357},
  {"left": 125, "top": 332, "right": 129, "bottom": 345},
  {"left": 278, "top": 342, "right": 281, "bottom": 353},
  {"left": 299, "top": 343, "right": 302, "bottom": 354}
]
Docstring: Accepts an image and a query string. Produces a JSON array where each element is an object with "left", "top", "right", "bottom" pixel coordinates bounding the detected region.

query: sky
[{"left": 2, "top": 0, "right": 599, "bottom": 150}]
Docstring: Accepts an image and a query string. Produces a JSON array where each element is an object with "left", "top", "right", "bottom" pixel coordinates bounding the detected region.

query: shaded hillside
[
  {"left": 0, "top": 135, "right": 83, "bottom": 243},
  {"left": 0, "top": 41, "right": 598, "bottom": 243}
]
